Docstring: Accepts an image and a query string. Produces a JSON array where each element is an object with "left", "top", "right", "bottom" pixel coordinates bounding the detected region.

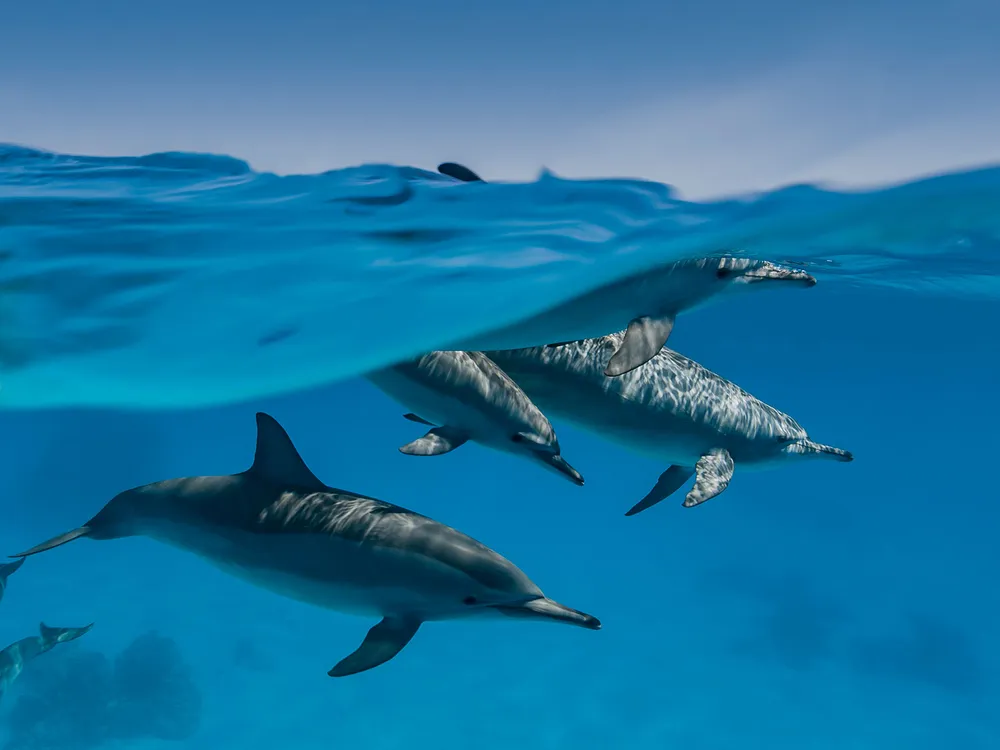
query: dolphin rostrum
[
  {"left": 0, "top": 557, "right": 25, "bottom": 605},
  {"left": 437, "top": 161, "right": 817, "bottom": 377},
  {"left": 365, "top": 350, "right": 584, "bottom": 485},
  {"left": 10, "top": 413, "right": 600, "bottom": 677},
  {"left": 0, "top": 623, "right": 94, "bottom": 700},
  {"left": 486, "top": 334, "right": 853, "bottom": 514}
]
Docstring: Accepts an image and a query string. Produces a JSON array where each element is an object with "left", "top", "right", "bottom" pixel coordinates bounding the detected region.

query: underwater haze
[
  {"left": 3, "top": 0, "right": 1000, "bottom": 748},
  {"left": 0, "top": 148, "right": 997, "bottom": 750}
]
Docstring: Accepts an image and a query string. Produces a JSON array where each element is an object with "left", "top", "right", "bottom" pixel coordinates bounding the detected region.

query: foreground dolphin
[
  {"left": 437, "top": 162, "right": 817, "bottom": 377},
  {"left": 0, "top": 623, "right": 94, "bottom": 700},
  {"left": 11, "top": 413, "right": 600, "bottom": 677},
  {"left": 486, "top": 334, "right": 852, "bottom": 514},
  {"left": 365, "top": 350, "right": 584, "bottom": 485},
  {"left": 0, "top": 558, "right": 25, "bottom": 605}
]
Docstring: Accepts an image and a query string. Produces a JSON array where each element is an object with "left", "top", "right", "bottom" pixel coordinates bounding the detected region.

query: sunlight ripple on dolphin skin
[
  {"left": 487, "top": 333, "right": 853, "bottom": 514},
  {"left": 1, "top": 144, "right": 999, "bottom": 409}
]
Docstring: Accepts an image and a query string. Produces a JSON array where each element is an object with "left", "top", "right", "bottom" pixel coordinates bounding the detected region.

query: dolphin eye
[
  {"left": 776, "top": 436, "right": 795, "bottom": 443},
  {"left": 510, "top": 434, "right": 524, "bottom": 443},
  {"left": 463, "top": 596, "right": 478, "bottom": 605},
  {"left": 716, "top": 268, "right": 732, "bottom": 279}
]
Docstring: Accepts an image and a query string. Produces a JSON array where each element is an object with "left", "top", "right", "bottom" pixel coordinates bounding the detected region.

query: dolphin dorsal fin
[
  {"left": 437, "top": 162, "right": 485, "bottom": 183},
  {"left": 249, "top": 413, "right": 327, "bottom": 491}
]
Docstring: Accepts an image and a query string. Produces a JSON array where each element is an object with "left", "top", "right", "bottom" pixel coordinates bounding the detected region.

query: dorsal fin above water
[
  {"left": 437, "top": 162, "right": 485, "bottom": 183},
  {"left": 249, "top": 413, "right": 327, "bottom": 491}
]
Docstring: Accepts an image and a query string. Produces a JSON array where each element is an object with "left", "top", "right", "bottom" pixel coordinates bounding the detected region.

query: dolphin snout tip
[
  {"left": 583, "top": 614, "right": 603, "bottom": 630},
  {"left": 840, "top": 450, "right": 854, "bottom": 462},
  {"left": 544, "top": 454, "right": 585, "bottom": 486},
  {"left": 804, "top": 274, "right": 818, "bottom": 287}
]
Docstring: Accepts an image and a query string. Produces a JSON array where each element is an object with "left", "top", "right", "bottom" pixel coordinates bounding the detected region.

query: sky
[{"left": 2, "top": 0, "right": 999, "bottom": 198}]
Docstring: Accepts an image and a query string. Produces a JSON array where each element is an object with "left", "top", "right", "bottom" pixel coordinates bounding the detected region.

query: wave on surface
[{"left": 1, "top": 144, "right": 998, "bottom": 410}]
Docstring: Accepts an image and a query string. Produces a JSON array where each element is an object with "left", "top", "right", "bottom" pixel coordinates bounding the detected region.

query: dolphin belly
[
  {"left": 141, "top": 518, "right": 484, "bottom": 620},
  {"left": 553, "top": 406, "right": 712, "bottom": 466}
]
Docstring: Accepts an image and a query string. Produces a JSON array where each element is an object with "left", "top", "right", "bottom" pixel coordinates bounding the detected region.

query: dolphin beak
[
  {"left": 493, "top": 597, "right": 602, "bottom": 630},
  {"left": 538, "top": 453, "right": 585, "bottom": 486},
  {"left": 787, "top": 439, "right": 853, "bottom": 462}
]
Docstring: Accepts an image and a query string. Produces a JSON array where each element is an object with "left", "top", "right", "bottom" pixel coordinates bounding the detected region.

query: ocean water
[{"left": 0, "top": 145, "right": 998, "bottom": 749}]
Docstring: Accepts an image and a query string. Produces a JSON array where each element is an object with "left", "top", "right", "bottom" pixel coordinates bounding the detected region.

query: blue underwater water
[{"left": 0, "top": 144, "right": 998, "bottom": 749}]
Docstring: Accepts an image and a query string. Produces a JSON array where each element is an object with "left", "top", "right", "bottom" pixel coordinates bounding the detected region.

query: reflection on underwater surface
[
  {"left": 0, "top": 146, "right": 998, "bottom": 748},
  {"left": 0, "top": 145, "right": 998, "bottom": 409}
]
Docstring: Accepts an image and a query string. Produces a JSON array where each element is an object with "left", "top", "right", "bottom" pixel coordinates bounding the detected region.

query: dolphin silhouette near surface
[
  {"left": 436, "top": 162, "right": 818, "bottom": 377},
  {"left": 11, "top": 413, "right": 600, "bottom": 677}
]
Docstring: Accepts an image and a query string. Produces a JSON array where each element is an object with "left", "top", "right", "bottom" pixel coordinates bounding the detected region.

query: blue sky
[{"left": 3, "top": 0, "right": 999, "bottom": 197}]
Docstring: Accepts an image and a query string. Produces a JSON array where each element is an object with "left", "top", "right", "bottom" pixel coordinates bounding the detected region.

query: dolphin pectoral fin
[
  {"left": 10, "top": 526, "right": 92, "bottom": 559},
  {"left": 402, "top": 413, "right": 435, "bottom": 426},
  {"left": 684, "top": 449, "right": 735, "bottom": 508},
  {"left": 437, "top": 162, "right": 485, "bottom": 183},
  {"left": 328, "top": 616, "right": 422, "bottom": 677},
  {"left": 605, "top": 314, "right": 676, "bottom": 377},
  {"left": 625, "top": 466, "right": 695, "bottom": 516},
  {"left": 399, "top": 426, "right": 469, "bottom": 456}
]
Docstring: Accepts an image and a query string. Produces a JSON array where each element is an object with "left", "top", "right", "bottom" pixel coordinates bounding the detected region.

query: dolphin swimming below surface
[
  {"left": 437, "top": 162, "right": 818, "bottom": 377},
  {"left": 11, "top": 413, "right": 600, "bottom": 677},
  {"left": 486, "top": 334, "right": 853, "bottom": 514},
  {"left": 365, "top": 349, "right": 584, "bottom": 485},
  {"left": 0, "top": 623, "right": 94, "bottom": 701}
]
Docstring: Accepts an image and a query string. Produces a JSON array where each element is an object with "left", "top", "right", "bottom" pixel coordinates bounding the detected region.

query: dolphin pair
[
  {"left": 365, "top": 349, "right": 584, "bottom": 485},
  {"left": 486, "top": 333, "right": 853, "bottom": 513},
  {"left": 11, "top": 413, "right": 600, "bottom": 677},
  {"left": 0, "top": 623, "right": 94, "bottom": 700},
  {"left": 437, "top": 162, "right": 817, "bottom": 376}
]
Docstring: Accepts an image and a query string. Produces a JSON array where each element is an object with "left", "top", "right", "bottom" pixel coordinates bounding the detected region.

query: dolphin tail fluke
[
  {"left": 626, "top": 465, "right": 695, "bottom": 516},
  {"left": 493, "top": 597, "right": 602, "bottom": 630},
  {"left": 683, "top": 449, "right": 735, "bottom": 508},
  {"left": 399, "top": 426, "right": 469, "bottom": 456},
  {"left": 605, "top": 314, "right": 675, "bottom": 377},
  {"left": 328, "top": 616, "right": 422, "bottom": 678},
  {"left": 39, "top": 621, "right": 94, "bottom": 649},
  {"left": 0, "top": 556, "right": 26, "bottom": 582},
  {"left": 10, "top": 527, "right": 92, "bottom": 559}
]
